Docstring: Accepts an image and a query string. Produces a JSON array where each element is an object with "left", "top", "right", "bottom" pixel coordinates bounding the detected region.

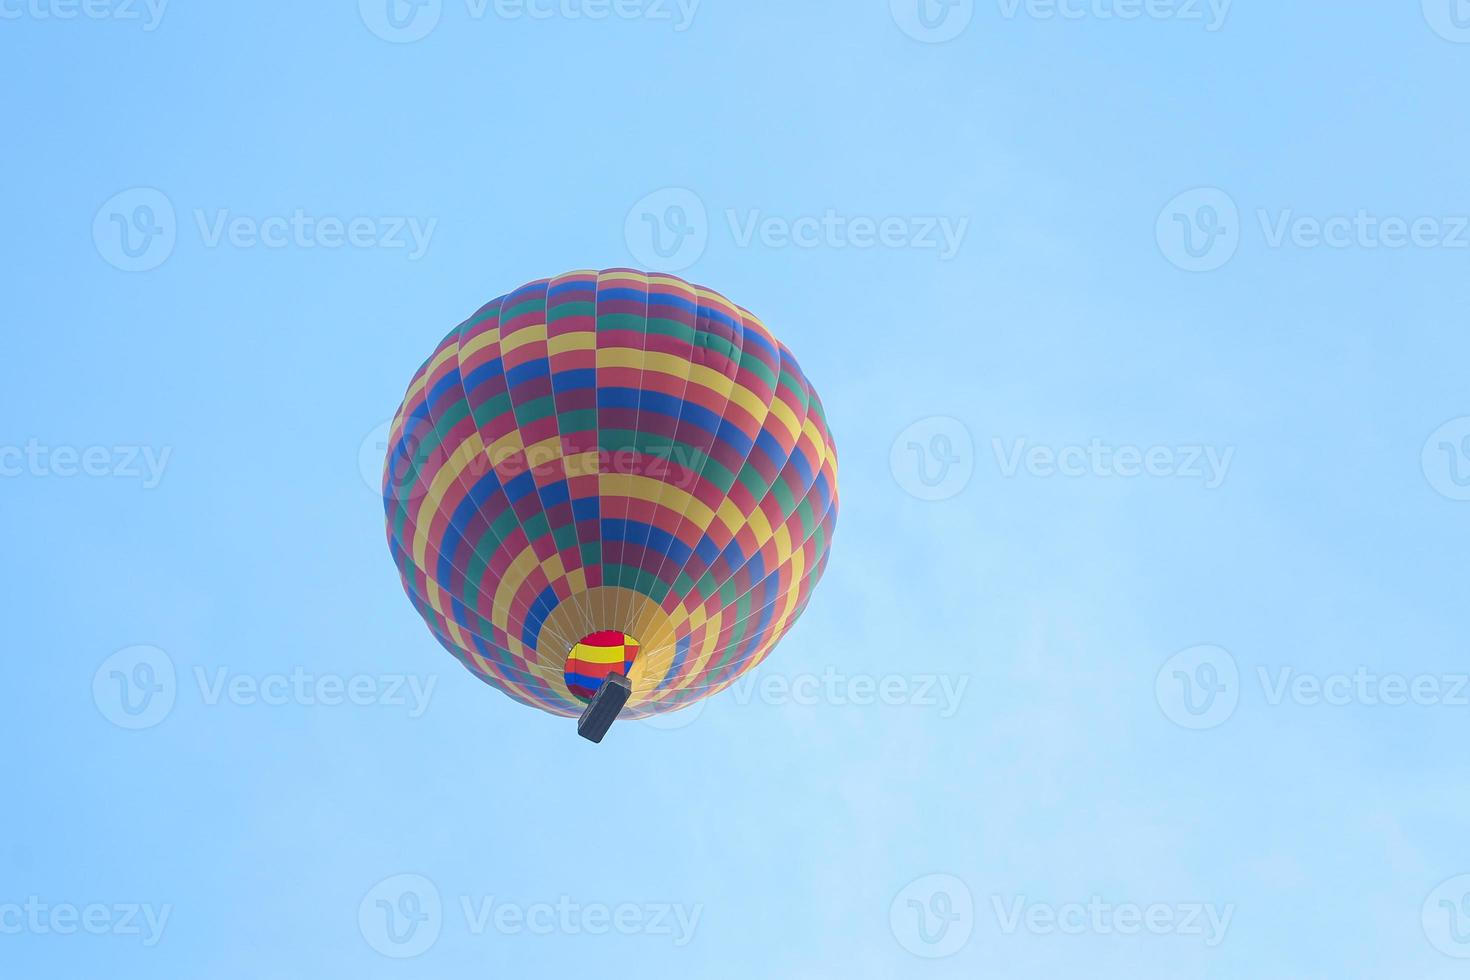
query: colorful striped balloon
[
  {"left": 564, "top": 630, "right": 639, "bottom": 702},
  {"left": 382, "top": 269, "right": 838, "bottom": 722}
]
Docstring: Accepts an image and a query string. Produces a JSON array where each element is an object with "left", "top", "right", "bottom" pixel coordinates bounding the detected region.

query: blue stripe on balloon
[
  {"left": 538, "top": 480, "right": 570, "bottom": 507},
  {"left": 463, "top": 357, "right": 504, "bottom": 393},
  {"left": 787, "top": 446, "right": 814, "bottom": 486},
  {"left": 713, "top": 417, "right": 754, "bottom": 457},
  {"left": 427, "top": 371, "right": 462, "bottom": 410},
  {"left": 659, "top": 634, "right": 692, "bottom": 692},
  {"left": 549, "top": 278, "right": 592, "bottom": 298},
  {"left": 553, "top": 368, "right": 596, "bottom": 393},
  {"left": 754, "top": 428, "right": 786, "bottom": 466},
  {"left": 596, "top": 287, "right": 652, "bottom": 304},
  {"left": 597, "top": 386, "right": 641, "bottom": 410},
  {"left": 596, "top": 518, "right": 693, "bottom": 568},
  {"left": 503, "top": 469, "right": 537, "bottom": 504},
  {"left": 693, "top": 533, "right": 721, "bottom": 566},
  {"left": 505, "top": 358, "right": 548, "bottom": 390},
  {"left": 521, "top": 584, "right": 560, "bottom": 648}
]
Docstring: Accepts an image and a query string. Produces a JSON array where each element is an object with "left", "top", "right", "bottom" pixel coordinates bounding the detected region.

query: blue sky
[{"left": 4, "top": 2, "right": 1470, "bottom": 977}]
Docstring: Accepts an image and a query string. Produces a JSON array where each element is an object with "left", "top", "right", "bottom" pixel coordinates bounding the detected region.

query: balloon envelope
[{"left": 383, "top": 269, "right": 838, "bottom": 720}]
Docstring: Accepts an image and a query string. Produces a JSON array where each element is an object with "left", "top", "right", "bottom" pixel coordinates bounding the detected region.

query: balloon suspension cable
[{"left": 577, "top": 674, "right": 632, "bottom": 744}]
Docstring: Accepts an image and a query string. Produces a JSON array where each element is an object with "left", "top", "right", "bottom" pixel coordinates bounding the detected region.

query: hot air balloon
[{"left": 382, "top": 269, "right": 838, "bottom": 741}]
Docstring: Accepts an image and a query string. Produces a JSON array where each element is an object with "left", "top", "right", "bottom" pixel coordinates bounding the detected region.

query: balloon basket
[{"left": 576, "top": 674, "right": 632, "bottom": 744}]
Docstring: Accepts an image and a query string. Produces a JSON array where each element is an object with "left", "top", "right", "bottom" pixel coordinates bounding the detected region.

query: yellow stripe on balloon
[
  {"left": 766, "top": 395, "right": 801, "bottom": 444},
  {"left": 573, "top": 643, "right": 629, "bottom": 666},
  {"left": 500, "top": 322, "right": 548, "bottom": 355},
  {"left": 776, "top": 546, "right": 806, "bottom": 629},
  {"left": 548, "top": 330, "right": 594, "bottom": 357},
  {"left": 458, "top": 323, "right": 502, "bottom": 363},
  {"left": 407, "top": 346, "right": 459, "bottom": 403},
  {"left": 412, "top": 434, "right": 486, "bottom": 569},
  {"left": 491, "top": 544, "right": 542, "bottom": 634},
  {"left": 714, "top": 498, "right": 746, "bottom": 537},
  {"left": 745, "top": 505, "right": 773, "bottom": 547},
  {"left": 773, "top": 524, "right": 794, "bottom": 569}
]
